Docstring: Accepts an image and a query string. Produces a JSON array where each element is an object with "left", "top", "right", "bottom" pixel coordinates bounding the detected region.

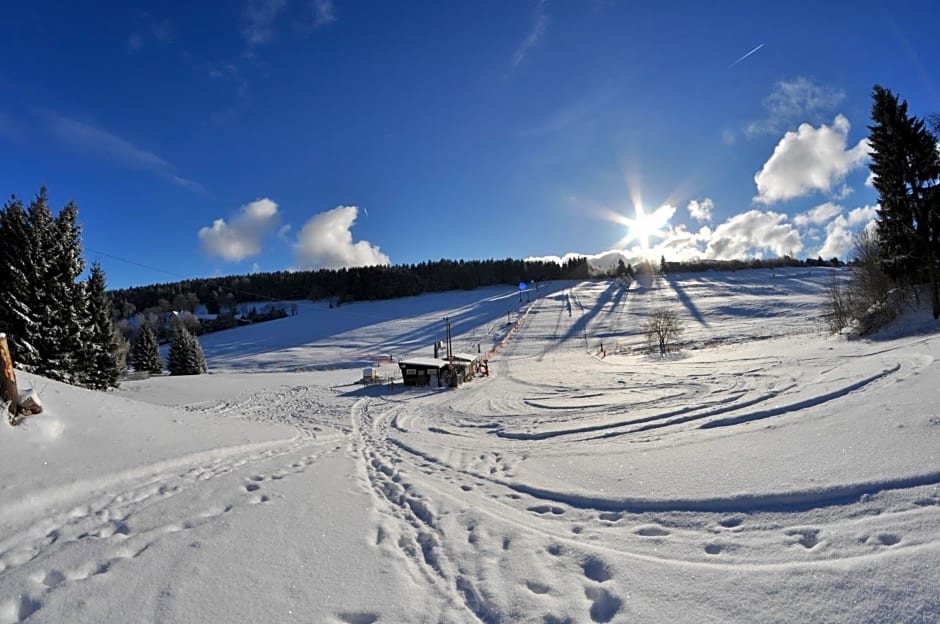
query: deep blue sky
[{"left": 1, "top": 0, "right": 938, "bottom": 288}]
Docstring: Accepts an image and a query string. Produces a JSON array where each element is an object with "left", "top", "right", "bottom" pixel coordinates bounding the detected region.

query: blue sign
[{"left": 518, "top": 282, "right": 527, "bottom": 291}]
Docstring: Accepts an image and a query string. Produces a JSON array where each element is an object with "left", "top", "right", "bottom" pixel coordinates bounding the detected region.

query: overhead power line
[{"left": 83, "top": 246, "right": 280, "bottom": 302}]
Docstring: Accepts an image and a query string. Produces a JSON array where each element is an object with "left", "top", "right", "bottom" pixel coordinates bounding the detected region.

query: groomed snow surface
[{"left": 2, "top": 267, "right": 939, "bottom": 623}]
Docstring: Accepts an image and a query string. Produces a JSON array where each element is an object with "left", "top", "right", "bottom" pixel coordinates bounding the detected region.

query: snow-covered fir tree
[
  {"left": 167, "top": 321, "right": 207, "bottom": 376},
  {"left": 23, "top": 189, "right": 58, "bottom": 378},
  {"left": 0, "top": 187, "right": 122, "bottom": 388},
  {"left": 0, "top": 196, "right": 40, "bottom": 366},
  {"left": 17, "top": 188, "right": 85, "bottom": 382},
  {"left": 47, "top": 201, "right": 88, "bottom": 384},
  {"left": 83, "top": 261, "right": 122, "bottom": 389},
  {"left": 131, "top": 323, "right": 163, "bottom": 374}
]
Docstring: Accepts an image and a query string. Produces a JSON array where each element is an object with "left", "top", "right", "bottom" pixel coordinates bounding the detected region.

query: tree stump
[{"left": 0, "top": 334, "right": 19, "bottom": 424}]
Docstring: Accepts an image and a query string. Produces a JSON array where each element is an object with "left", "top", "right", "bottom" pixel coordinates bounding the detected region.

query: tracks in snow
[
  {"left": 0, "top": 384, "right": 349, "bottom": 624},
  {"left": 0, "top": 438, "right": 337, "bottom": 624},
  {"left": 341, "top": 311, "right": 940, "bottom": 624}
]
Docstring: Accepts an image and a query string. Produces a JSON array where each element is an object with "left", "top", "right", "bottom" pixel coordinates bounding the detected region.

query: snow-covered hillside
[{"left": 2, "top": 267, "right": 939, "bottom": 623}]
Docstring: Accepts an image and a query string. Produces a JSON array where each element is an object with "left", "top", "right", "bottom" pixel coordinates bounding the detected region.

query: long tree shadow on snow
[
  {"left": 663, "top": 273, "right": 709, "bottom": 327},
  {"left": 556, "top": 281, "right": 622, "bottom": 346}
]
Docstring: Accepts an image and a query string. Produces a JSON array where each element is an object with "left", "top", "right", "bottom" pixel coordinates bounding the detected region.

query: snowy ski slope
[{"left": 1, "top": 266, "right": 938, "bottom": 623}]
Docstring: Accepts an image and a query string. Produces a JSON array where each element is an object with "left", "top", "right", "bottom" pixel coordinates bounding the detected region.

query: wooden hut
[{"left": 398, "top": 357, "right": 449, "bottom": 386}]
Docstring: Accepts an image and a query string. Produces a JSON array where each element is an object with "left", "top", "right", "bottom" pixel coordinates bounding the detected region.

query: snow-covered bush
[{"left": 167, "top": 322, "right": 207, "bottom": 376}]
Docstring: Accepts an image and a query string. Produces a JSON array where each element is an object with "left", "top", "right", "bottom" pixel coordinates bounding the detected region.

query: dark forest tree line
[
  {"left": 110, "top": 256, "right": 592, "bottom": 321},
  {"left": 111, "top": 251, "right": 849, "bottom": 330}
]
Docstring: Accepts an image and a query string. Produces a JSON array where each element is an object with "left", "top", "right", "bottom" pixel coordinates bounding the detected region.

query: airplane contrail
[{"left": 729, "top": 43, "right": 764, "bottom": 68}]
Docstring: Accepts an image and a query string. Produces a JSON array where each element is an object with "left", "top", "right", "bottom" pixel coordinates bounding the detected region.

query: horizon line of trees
[
  {"left": 109, "top": 256, "right": 593, "bottom": 321},
  {"left": 110, "top": 254, "right": 851, "bottom": 326}
]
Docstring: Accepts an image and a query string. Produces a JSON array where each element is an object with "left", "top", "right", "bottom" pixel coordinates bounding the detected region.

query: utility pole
[{"left": 443, "top": 317, "right": 453, "bottom": 361}]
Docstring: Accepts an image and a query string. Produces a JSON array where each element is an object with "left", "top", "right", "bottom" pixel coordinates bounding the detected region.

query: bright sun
[{"left": 616, "top": 203, "right": 671, "bottom": 251}]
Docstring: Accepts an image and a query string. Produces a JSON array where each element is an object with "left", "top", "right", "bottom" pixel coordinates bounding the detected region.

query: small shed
[
  {"left": 399, "top": 357, "right": 449, "bottom": 386},
  {"left": 450, "top": 352, "right": 481, "bottom": 381}
]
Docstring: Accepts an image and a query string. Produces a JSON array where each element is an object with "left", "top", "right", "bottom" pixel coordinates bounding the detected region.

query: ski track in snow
[
  {"left": 0, "top": 442, "right": 339, "bottom": 624},
  {"left": 334, "top": 273, "right": 940, "bottom": 621},
  {"left": 4, "top": 268, "right": 940, "bottom": 622},
  {"left": 0, "top": 383, "right": 347, "bottom": 624}
]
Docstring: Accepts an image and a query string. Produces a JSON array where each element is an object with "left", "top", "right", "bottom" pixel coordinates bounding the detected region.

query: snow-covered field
[{"left": 2, "top": 267, "right": 939, "bottom": 623}]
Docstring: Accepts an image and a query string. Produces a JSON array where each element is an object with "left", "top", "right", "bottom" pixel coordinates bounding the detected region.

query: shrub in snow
[
  {"left": 132, "top": 324, "right": 163, "bottom": 374},
  {"left": 645, "top": 307, "right": 684, "bottom": 356},
  {"left": 822, "top": 230, "right": 900, "bottom": 336},
  {"left": 845, "top": 288, "right": 906, "bottom": 339},
  {"left": 167, "top": 322, "right": 207, "bottom": 376}
]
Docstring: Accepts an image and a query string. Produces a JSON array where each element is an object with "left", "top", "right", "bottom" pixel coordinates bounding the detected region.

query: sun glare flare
[{"left": 610, "top": 203, "right": 672, "bottom": 252}]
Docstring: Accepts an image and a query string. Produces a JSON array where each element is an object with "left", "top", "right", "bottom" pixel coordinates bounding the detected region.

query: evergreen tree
[
  {"left": 22, "top": 188, "right": 59, "bottom": 376},
  {"left": 84, "top": 262, "right": 121, "bottom": 389},
  {"left": 0, "top": 196, "right": 39, "bottom": 365},
  {"left": 615, "top": 259, "right": 628, "bottom": 278},
  {"left": 167, "top": 320, "right": 207, "bottom": 376},
  {"left": 0, "top": 188, "right": 122, "bottom": 386},
  {"left": 48, "top": 201, "right": 87, "bottom": 383},
  {"left": 868, "top": 85, "right": 940, "bottom": 317},
  {"left": 131, "top": 323, "right": 163, "bottom": 374}
]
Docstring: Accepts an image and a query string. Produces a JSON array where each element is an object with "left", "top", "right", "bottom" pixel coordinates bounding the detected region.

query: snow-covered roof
[
  {"left": 398, "top": 357, "right": 448, "bottom": 369},
  {"left": 450, "top": 352, "right": 480, "bottom": 362}
]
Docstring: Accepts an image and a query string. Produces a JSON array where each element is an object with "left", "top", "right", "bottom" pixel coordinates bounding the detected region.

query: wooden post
[{"left": 0, "top": 333, "right": 19, "bottom": 424}]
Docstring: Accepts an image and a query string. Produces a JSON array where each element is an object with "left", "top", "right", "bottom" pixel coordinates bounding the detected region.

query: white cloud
[
  {"left": 816, "top": 205, "right": 879, "bottom": 260},
  {"left": 294, "top": 205, "right": 390, "bottom": 269},
  {"left": 527, "top": 251, "right": 621, "bottom": 273},
  {"left": 705, "top": 210, "right": 802, "bottom": 260},
  {"left": 198, "top": 198, "right": 281, "bottom": 261},
  {"left": 747, "top": 77, "right": 846, "bottom": 137},
  {"left": 687, "top": 198, "right": 713, "bottom": 223},
  {"left": 537, "top": 210, "right": 804, "bottom": 267},
  {"left": 754, "top": 114, "right": 870, "bottom": 204},
  {"left": 638, "top": 225, "right": 713, "bottom": 262},
  {"left": 41, "top": 111, "right": 204, "bottom": 193},
  {"left": 511, "top": 0, "right": 548, "bottom": 68},
  {"left": 794, "top": 202, "right": 843, "bottom": 227},
  {"left": 243, "top": 0, "right": 287, "bottom": 46},
  {"left": 312, "top": 0, "right": 336, "bottom": 25},
  {"left": 846, "top": 204, "right": 878, "bottom": 226}
]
